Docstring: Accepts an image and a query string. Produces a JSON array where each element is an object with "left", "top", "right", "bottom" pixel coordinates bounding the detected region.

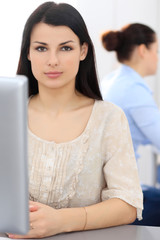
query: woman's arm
[
  {"left": 128, "top": 84, "right": 160, "bottom": 152},
  {"left": 61, "top": 198, "right": 136, "bottom": 233},
  {"left": 8, "top": 199, "right": 136, "bottom": 239},
  {"left": 129, "top": 105, "right": 160, "bottom": 151}
]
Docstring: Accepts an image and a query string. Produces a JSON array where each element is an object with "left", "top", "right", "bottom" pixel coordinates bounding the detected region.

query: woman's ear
[
  {"left": 138, "top": 44, "right": 147, "bottom": 58},
  {"left": 80, "top": 42, "right": 88, "bottom": 61}
]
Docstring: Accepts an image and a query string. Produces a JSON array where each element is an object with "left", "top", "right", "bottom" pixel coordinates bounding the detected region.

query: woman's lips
[{"left": 45, "top": 72, "right": 62, "bottom": 78}]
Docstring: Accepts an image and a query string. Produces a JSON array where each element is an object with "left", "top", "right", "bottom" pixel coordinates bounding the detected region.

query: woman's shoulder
[
  {"left": 91, "top": 100, "right": 129, "bottom": 138},
  {"left": 94, "top": 100, "right": 126, "bottom": 124},
  {"left": 95, "top": 100, "right": 124, "bottom": 114}
]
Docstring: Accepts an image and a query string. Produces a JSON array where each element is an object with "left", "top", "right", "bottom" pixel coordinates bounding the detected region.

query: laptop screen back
[{"left": 0, "top": 76, "right": 29, "bottom": 234}]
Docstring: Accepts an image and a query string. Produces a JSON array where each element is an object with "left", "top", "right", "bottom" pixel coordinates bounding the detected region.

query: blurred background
[{"left": 0, "top": 0, "right": 160, "bottom": 186}]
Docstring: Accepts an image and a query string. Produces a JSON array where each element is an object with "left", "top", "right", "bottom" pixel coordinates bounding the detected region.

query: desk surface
[{"left": 1, "top": 225, "right": 160, "bottom": 240}]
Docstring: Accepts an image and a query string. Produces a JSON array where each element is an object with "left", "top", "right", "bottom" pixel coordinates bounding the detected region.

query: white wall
[{"left": 77, "top": 0, "right": 160, "bottom": 186}]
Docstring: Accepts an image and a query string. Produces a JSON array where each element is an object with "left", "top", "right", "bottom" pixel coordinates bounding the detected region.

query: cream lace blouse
[{"left": 28, "top": 100, "right": 143, "bottom": 220}]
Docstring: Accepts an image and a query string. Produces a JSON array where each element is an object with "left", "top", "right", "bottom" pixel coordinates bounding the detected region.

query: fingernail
[{"left": 8, "top": 235, "right": 14, "bottom": 238}]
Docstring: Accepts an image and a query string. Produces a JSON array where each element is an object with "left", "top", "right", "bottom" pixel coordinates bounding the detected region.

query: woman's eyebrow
[
  {"left": 59, "top": 40, "right": 74, "bottom": 45},
  {"left": 33, "top": 41, "right": 47, "bottom": 45}
]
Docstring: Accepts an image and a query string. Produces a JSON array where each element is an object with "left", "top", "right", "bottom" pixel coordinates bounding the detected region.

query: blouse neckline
[{"left": 28, "top": 100, "right": 98, "bottom": 145}]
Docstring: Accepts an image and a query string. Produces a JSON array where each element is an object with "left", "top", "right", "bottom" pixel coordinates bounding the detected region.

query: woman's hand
[{"left": 8, "top": 201, "right": 64, "bottom": 239}]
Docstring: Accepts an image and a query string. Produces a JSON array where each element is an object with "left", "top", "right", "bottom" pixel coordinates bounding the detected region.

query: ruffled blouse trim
[{"left": 48, "top": 131, "right": 90, "bottom": 209}]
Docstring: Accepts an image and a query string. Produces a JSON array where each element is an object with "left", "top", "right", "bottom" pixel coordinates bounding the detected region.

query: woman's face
[
  {"left": 28, "top": 23, "right": 88, "bottom": 91},
  {"left": 145, "top": 39, "right": 159, "bottom": 76}
]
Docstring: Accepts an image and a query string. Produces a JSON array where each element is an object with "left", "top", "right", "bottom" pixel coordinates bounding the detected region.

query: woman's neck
[
  {"left": 122, "top": 61, "right": 146, "bottom": 77},
  {"left": 31, "top": 87, "right": 86, "bottom": 114},
  {"left": 122, "top": 46, "right": 147, "bottom": 77}
]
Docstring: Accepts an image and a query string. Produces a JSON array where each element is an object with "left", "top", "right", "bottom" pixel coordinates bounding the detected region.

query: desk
[{"left": 1, "top": 225, "right": 160, "bottom": 240}]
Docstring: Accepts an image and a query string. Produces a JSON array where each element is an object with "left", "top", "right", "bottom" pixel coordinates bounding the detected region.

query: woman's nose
[{"left": 47, "top": 51, "right": 59, "bottom": 67}]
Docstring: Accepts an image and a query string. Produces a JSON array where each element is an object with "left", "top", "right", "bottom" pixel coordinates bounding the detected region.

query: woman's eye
[
  {"left": 61, "top": 46, "right": 72, "bottom": 51},
  {"left": 36, "top": 46, "right": 47, "bottom": 52}
]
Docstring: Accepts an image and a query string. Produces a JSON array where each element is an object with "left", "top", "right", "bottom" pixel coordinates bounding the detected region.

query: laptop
[{"left": 0, "top": 76, "right": 29, "bottom": 234}]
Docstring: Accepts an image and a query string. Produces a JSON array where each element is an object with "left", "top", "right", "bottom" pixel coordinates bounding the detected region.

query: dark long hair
[
  {"left": 17, "top": 1, "right": 102, "bottom": 100},
  {"left": 101, "top": 23, "right": 156, "bottom": 62}
]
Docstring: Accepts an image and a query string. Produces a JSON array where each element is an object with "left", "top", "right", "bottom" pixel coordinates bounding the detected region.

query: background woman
[{"left": 101, "top": 23, "right": 160, "bottom": 226}]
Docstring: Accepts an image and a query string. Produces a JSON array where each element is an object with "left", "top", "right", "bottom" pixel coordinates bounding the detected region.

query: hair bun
[{"left": 101, "top": 30, "right": 123, "bottom": 51}]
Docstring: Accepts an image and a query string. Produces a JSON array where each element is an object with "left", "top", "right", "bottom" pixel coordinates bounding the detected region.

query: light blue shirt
[{"left": 101, "top": 64, "right": 160, "bottom": 159}]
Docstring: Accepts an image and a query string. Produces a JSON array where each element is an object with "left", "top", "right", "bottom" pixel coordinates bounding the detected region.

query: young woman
[
  {"left": 8, "top": 3, "right": 143, "bottom": 239},
  {"left": 101, "top": 23, "right": 160, "bottom": 159},
  {"left": 101, "top": 23, "right": 160, "bottom": 226}
]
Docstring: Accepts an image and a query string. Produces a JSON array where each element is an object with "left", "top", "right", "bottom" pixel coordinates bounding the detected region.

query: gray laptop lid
[{"left": 0, "top": 76, "right": 29, "bottom": 234}]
